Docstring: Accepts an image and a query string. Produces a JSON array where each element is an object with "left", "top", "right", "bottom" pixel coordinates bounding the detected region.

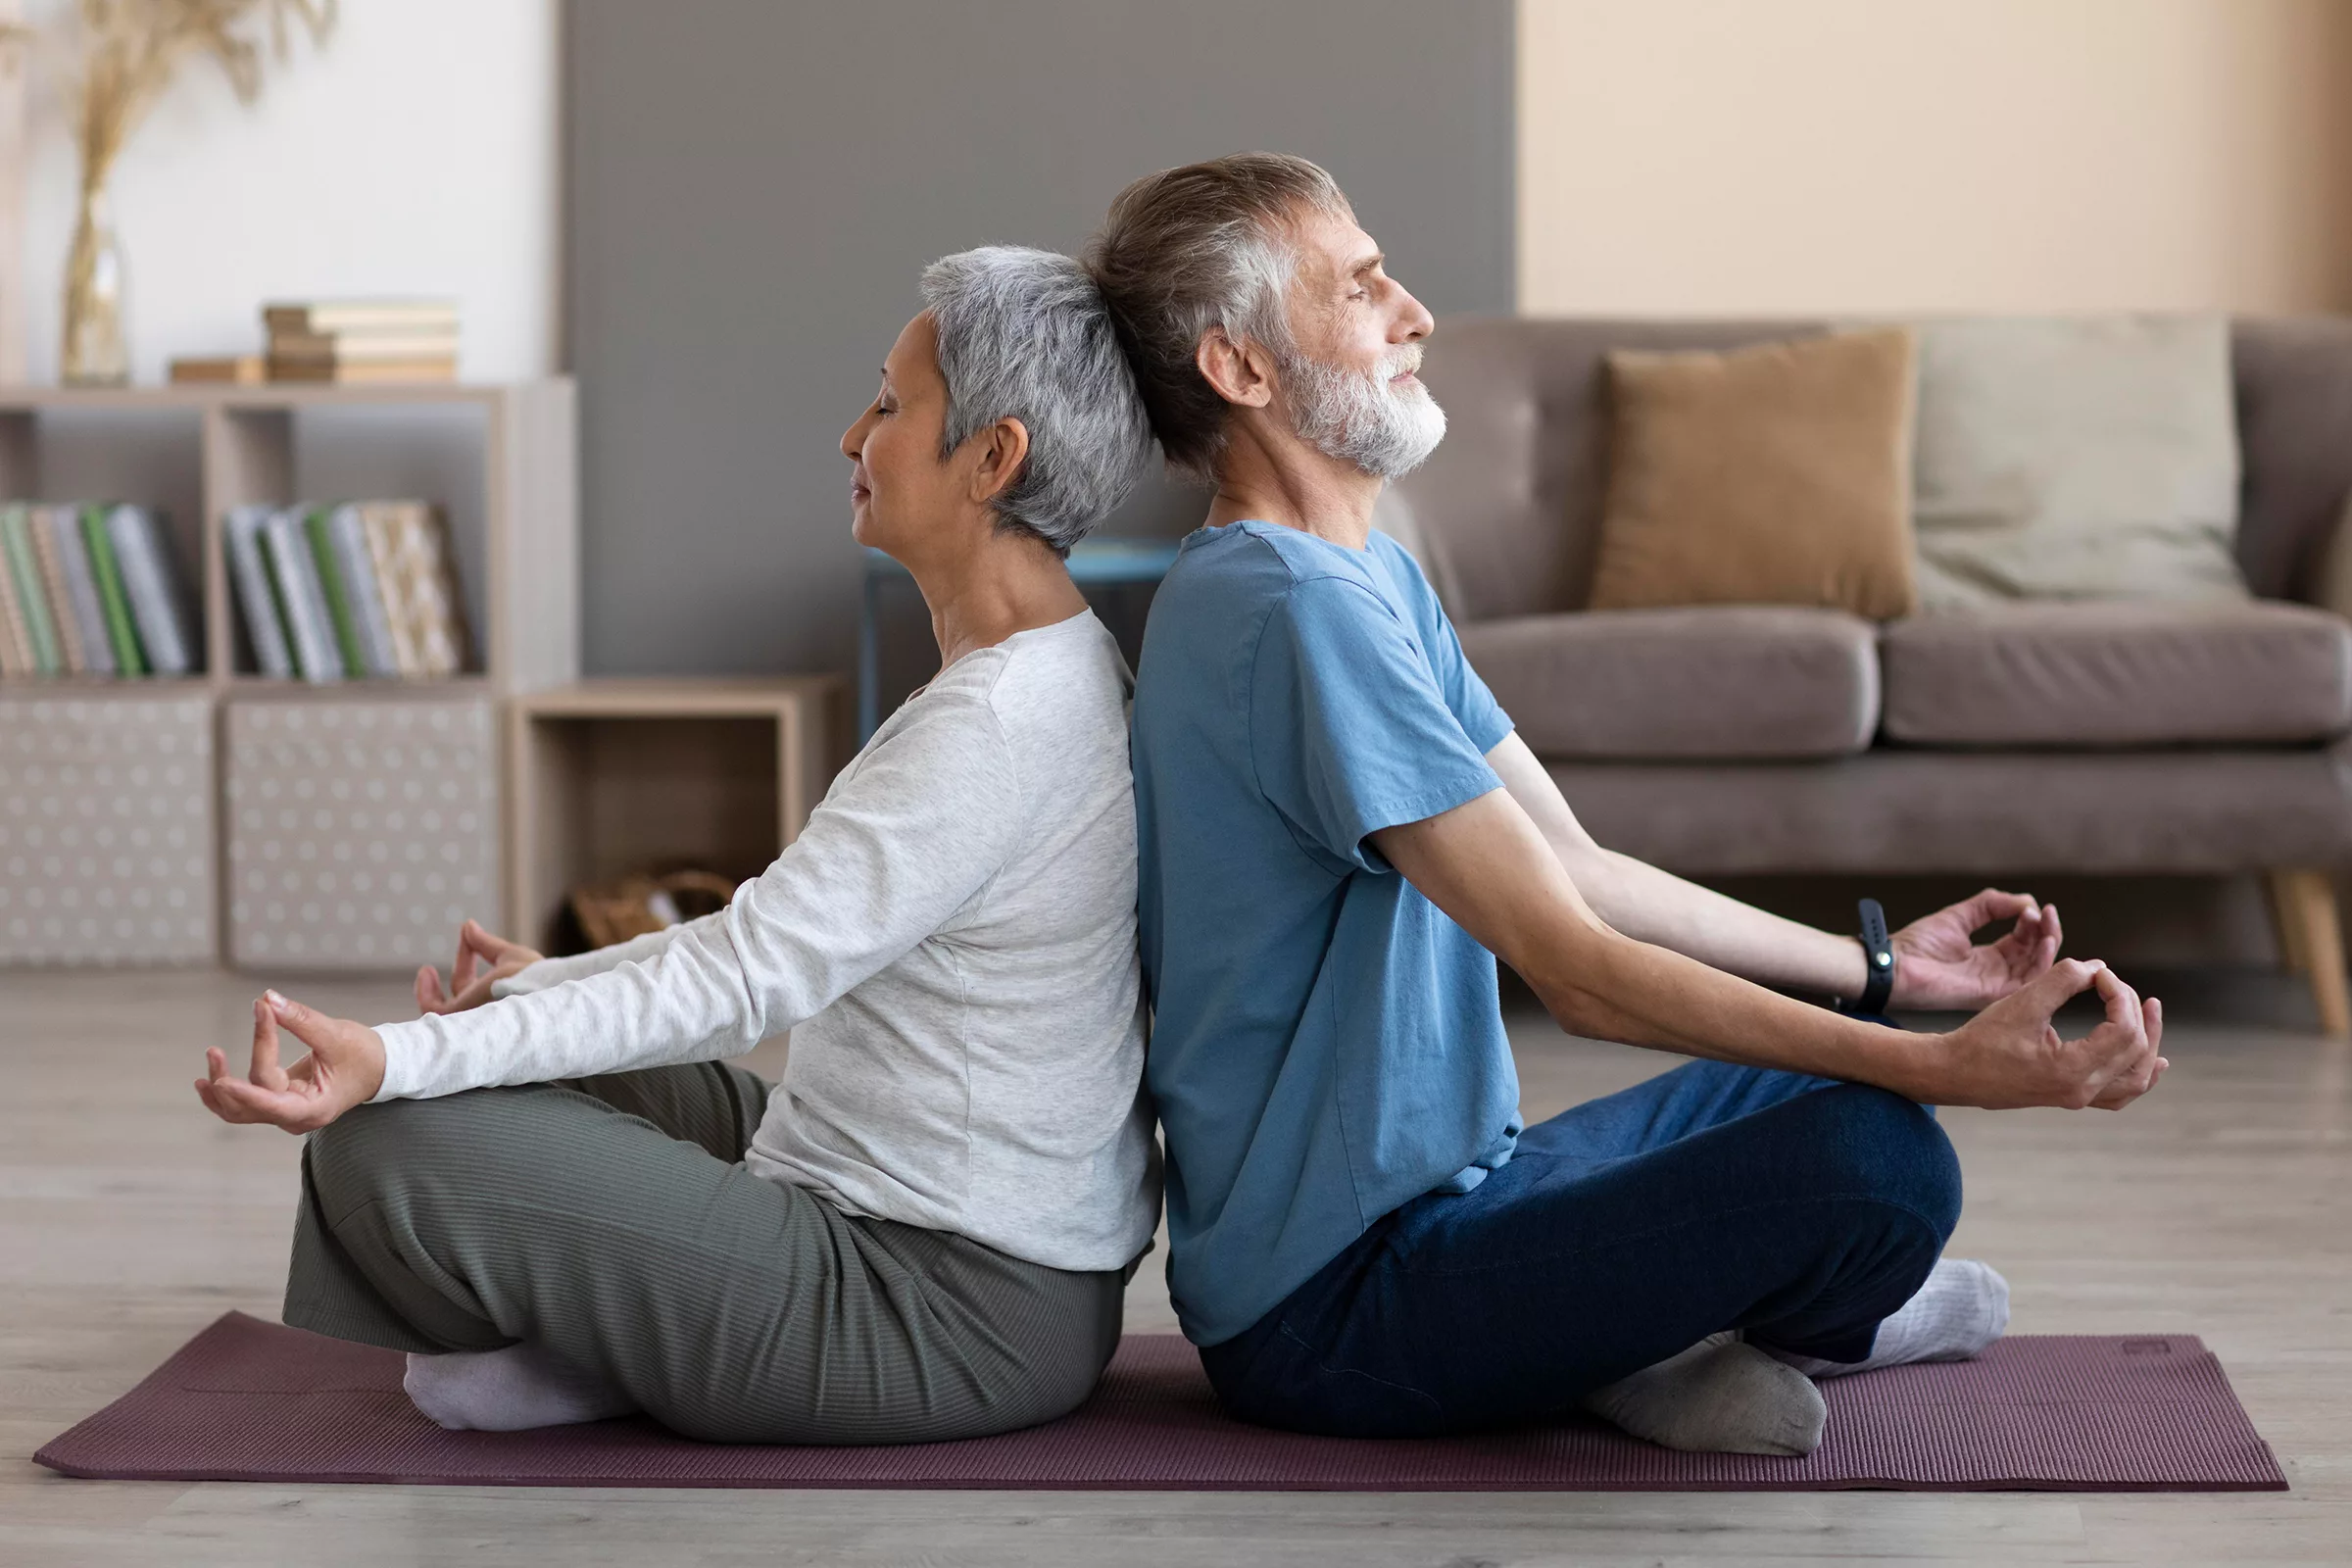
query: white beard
[{"left": 1279, "top": 345, "right": 1448, "bottom": 478}]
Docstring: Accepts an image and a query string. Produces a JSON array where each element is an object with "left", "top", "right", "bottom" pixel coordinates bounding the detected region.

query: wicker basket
[{"left": 565, "top": 869, "right": 738, "bottom": 950}]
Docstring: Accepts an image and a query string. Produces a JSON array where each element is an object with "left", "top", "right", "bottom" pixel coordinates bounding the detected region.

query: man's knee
[{"left": 1800, "top": 1084, "right": 1962, "bottom": 1244}]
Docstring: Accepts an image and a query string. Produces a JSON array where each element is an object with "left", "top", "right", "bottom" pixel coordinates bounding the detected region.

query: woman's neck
[{"left": 908, "top": 529, "right": 1089, "bottom": 669}]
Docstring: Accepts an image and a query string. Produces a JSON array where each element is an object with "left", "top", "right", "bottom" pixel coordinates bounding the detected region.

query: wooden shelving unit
[
  {"left": 0, "top": 381, "right": 579, "bottom": 970},
  {"left": 508, "top": 677, "right": 848, "bottom": 954}
]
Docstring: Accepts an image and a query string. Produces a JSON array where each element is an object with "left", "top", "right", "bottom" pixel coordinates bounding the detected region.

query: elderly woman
[{"left": 193, "top": 247, "right": 1163, "bottom": 1445}]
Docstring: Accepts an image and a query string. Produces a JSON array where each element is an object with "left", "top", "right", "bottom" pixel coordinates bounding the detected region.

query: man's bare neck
[{"left": 1201, "top": 418, "right": 1382, "bottom": 551}]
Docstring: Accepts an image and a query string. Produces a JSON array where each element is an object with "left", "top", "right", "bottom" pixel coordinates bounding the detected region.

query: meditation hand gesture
[
  {"left": 194, "top": 991, "right": 386, "bottom": 1134},
  {"left": 1935, "top": 957, "right": 2166, "bottom": 1110},
  {"left": 1888, "top": 888, "right": 2061, "bottom": 1010},
  {"left": 416, "top": 918, "right": 544, "bottom": 1015}
]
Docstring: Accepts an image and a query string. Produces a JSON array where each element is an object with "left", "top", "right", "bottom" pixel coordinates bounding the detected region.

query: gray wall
[{"left": 564, "top": 0, "right": 1514, "bottom": 676}]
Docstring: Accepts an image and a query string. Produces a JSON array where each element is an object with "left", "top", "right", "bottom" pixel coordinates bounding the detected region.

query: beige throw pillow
[
  {"left": 1589, "top": 328, "right": 1919, "bottom": 620},
  {"left": 1908, "top": 315, "right": 2246, "bottom": 608}
]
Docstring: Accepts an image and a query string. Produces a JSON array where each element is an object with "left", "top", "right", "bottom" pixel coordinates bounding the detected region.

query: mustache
[{"left": 1379, "top": 346, "right": 1424, "bottom": 378}]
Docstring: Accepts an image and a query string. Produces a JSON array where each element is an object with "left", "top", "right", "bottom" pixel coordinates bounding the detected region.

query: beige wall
[{"left": 1518, "top": 0, "right": 2352, "bottom": 316}]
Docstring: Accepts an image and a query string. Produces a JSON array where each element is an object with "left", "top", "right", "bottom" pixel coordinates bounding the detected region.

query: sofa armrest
[{"left": 2307, "top": 488, "right": 2352, "bottom": 621}]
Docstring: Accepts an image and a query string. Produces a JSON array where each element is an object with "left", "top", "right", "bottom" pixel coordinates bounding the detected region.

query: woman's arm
[
  {"left": 1487, "top": 732, "right": 2061, "bottom": 1008},
  {"left": 198, "top": 696, "right": 1020, "bottom": 1127}
]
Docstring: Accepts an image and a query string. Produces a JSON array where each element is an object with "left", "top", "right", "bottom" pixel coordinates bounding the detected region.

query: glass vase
[{"left": 62, "top": 183, "right": 128, "bottom": 387}]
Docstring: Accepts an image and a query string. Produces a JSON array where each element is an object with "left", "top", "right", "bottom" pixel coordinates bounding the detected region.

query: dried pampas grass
[{"left": 73, "top": 0, "right": 336, "bottom": 193}]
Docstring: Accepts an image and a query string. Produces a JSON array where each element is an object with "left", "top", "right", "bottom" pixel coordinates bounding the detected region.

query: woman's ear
[
  {"left": 965, "top": 416, "right": 1032, "bottom": 508},
  {"left": 1197, "top": 325, "right": 1276, "bottom": 410}
]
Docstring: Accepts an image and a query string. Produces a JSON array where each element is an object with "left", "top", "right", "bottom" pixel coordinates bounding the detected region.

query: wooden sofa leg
[
  {"left": 2269, "top": 870, "right": 2351, "bottom": 1039},
  {"left": 2268, "top": 874, "right": 2311, "bottom": 974}
]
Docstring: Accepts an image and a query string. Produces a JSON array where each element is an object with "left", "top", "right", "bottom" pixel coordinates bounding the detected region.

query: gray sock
[
  {"left": 1581, "top": 1333, "right": 1827, "bottom": 1456},
  {"left": 1768, "top": 1257, "right": 2011, "bottom": 1379},
  {"left": 403, "top": 1340, "right": 638, "bottom": 1432}
]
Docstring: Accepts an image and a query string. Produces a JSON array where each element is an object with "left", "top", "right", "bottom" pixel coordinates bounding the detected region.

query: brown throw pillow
[{"left": 1588, "top": 328, "right": 1919, "bottom": 619}]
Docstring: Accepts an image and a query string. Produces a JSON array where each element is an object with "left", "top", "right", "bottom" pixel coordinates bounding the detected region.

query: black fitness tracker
[{"left": 1849, "top": 897, "right": 1894, "bottom": 1016}]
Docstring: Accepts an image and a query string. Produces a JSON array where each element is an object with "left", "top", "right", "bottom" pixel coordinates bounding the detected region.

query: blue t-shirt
[{"left": 1133, "top": 520, "right": 1523, "bottom": 1347}]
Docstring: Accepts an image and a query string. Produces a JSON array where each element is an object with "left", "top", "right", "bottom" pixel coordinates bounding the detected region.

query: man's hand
[
  {"left": 1923, "top": 958, "right": 2166, "bottom": 1110},
  {"left": 194, "top": 991, "right": 387, "bottom": 1134},
  {"left": 416, "top": 918, "right": 543, "bottom": 1016},
  {"left": 1889, "top": 888, "right": 2061, "bottom": 1010}
]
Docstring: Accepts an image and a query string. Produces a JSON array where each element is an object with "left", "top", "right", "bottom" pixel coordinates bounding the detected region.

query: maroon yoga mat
[{"left": 35, "top": 1313, "right": 2284, "bottom": 1492}]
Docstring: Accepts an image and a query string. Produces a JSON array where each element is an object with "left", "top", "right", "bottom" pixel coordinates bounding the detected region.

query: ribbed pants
[{"left": 283, "top": 1061, "right": 1131, "bottom": 1444}]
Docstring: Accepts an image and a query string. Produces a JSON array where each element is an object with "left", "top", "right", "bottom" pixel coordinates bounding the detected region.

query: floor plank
[{"left": 3, "top": 967, "right": 2345, "bottom": 1565}]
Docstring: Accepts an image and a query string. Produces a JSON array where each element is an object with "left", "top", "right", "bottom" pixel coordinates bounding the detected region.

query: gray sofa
[{"left": 1395, "top": 316, "right": 2352, "bottom": 1034}]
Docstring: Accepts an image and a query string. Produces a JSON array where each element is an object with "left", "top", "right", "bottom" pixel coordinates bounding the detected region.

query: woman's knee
[
  {"left": 1799, "top": 1084, "right": 1963, "bottom": 1242},
  {"left": 305, "top": 1090, "right": 537, "bottom": 1220}
]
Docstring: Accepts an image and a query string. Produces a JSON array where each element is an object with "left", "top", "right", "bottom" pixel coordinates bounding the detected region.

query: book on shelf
[
  {"left": 260, "top": 508, "right": 343, "bottom": 683},
  {"left": 267, "top": 356, "right": 460, "bottom": 385},
  {"left": 226, "top": 500, "right": 470, "bottom": 683},
  {"left": 269, "top": 331, "right": 462, "bottom": 363},
  {"left": 106, "top": 505, "right": 196, "bottom": 677},
  {"left": 0, "top": 501, "right": 195, "bottom": 681},
  {"left": 168, "top": 354, "right": 267, "bottom": 385},
  {"left": 1, "top": 506, "right": 63, "bottom": 674},
  {"left": 46, "top": 505, "right": 116, "bottom": 675},
  {"left": 80, "top": 507, "right": 147, "bottom": 677},
  {"left": 263, "top": 300, "right": 459, "bottom": 336},
  {"left": 28, "top": 508, "right": 86, "bottom": 673},
  {"left": 0, "top": 514, "right": 30, "bottom": 676},
  {"left": 224, "top": 505, "right": 293, "bottom": 679}
]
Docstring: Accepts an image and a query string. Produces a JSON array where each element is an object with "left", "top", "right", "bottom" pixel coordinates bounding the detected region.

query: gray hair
[
  {"left": 1084, "top": 153, "right": 1353, "bottom": 477},
  {"left": 919, "top": 246, "right": 1155, "bottom": 556}
]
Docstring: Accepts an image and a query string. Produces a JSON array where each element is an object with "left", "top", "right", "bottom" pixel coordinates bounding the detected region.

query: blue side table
[{"left": 858, "top": 538, "right": 1183, "bottom": 741}]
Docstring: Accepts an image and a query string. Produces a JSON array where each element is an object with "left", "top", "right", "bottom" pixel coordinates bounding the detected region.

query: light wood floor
[{"left": 4, "top": 967, "right": 2348, "bottom": 1566}]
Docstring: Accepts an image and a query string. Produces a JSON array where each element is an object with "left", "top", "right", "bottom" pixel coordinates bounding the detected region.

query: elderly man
[{"left": 1089, "top": 154, "right": 2164, "bottom": 1454}]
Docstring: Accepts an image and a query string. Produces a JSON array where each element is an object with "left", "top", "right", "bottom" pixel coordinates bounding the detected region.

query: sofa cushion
[
  {"left": 1909, "top": 315, "right": 2246, "bottom": 608},
  {"left": 1459, "top": 607, "right": 1879, "bottom": 760},
  {"left": 1590, "top": 328, "right": 1919, "bottom": 620},
  {"left": 1881, "top": 600, "right": 2352, "bottom": 748}
]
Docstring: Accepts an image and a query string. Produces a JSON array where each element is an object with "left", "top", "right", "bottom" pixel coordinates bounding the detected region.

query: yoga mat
[{"left": 35, "top": 1313, "right": 2284, "bottom": 1493}]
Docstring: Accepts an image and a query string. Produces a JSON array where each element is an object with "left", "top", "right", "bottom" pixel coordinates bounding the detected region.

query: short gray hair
[
  {"left": 1084, "top": 154, "right": 1353, "bottom": 477},
  {"left": 920, "top": 246, "right": 1155, "bottom": 556}
]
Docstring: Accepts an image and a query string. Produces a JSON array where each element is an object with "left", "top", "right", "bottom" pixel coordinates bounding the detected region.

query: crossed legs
[
  {"left": 283, "top": 1061, "right": 1126, "bottom": 1443},
  {"left": 1200, "top": 1060, "right": 1965, "bottom": 1439}
]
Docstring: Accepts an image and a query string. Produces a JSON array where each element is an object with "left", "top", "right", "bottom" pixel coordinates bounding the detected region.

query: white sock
[
  {"left": 1768, "top": 1257, "right": 2011, "bottom": 1378},
  {"left": 403, "top": 1340, "right": 638, "bottom": 1432},
  {"left": 1581, "top": 1333, "right": 1827, "bottom": 1456}
]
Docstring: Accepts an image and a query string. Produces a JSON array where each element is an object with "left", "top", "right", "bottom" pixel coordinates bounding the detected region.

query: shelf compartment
[{"left": 509, "top": 678, "right": 845, "bottom": 953}]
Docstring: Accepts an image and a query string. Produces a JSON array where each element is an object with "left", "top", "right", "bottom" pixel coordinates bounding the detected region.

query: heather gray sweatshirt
[{"left": 370, "top": 612, "right": 1160, "bottom": 1272}]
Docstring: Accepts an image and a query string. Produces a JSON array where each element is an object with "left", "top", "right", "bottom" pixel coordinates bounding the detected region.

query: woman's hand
[
  {"left": 416, "top": 918, "right": 544, "bottom": 1015},
  {"left": 1888, "top": 888, "right": 2062, "bottom": 1010},
  {"left": 194, "top": 991, "right": 386, "bottom": 1134},
  {"left": 1924, "top": 958, "right": 2166, "bottom": 1110}
]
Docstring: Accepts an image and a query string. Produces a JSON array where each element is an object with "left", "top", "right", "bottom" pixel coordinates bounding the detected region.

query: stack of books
[
  {"left": 264, "top": 300, "right": 460, "bottom": 384},
  {"left": 225, "top": 501, "right": 471, "bottom": 683},
  {"left": 0, "top": 503, "right": 196, "bottom": 679}
]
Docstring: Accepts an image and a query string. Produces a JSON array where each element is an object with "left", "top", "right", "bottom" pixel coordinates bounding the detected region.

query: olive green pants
[{"left": 284, "top": 1061, "right": 1131, "bottom": 1444}]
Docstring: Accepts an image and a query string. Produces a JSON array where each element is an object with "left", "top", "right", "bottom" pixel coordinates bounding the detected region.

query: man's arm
[
  {"left": 1371, "top": 785, "right": 2165, "bottom": 1111},
  {"left": 1486, "top": 732, "right": 2061, "bottom": 1009}
]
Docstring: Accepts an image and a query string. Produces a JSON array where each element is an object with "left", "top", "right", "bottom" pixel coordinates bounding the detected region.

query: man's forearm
[
  {"left": 1487, "top": 731, "right": 1870, "bottom": 1001},
  {"left": 1575, "top": 848, "right": 1874, "bottom": 1002},
  {"left": 1522, "top": 918, "right": 1932, "bottom": 1097}
]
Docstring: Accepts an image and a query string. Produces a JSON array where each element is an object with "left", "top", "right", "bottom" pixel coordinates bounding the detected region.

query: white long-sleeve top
[{"left": 370, "top": 612, "right": 1161, "bottom": 1272}]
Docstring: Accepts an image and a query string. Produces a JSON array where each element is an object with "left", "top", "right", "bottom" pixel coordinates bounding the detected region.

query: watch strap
[{"left": 1854, "top": 897, "right": 1894, "bottom": 1015}]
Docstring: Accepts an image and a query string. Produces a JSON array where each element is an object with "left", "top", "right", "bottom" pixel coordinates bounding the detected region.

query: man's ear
[
  {"left": 965, "top": 416, "right": 1032, "bottom": 508},
  {"left": 1196, "top": 326, "right": 1277, "bottom": 410}
]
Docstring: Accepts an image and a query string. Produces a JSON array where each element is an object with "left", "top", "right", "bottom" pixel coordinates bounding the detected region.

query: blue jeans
[{"left": 1199, "top": 1059, "right": 1962, "bottom": 1437}]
